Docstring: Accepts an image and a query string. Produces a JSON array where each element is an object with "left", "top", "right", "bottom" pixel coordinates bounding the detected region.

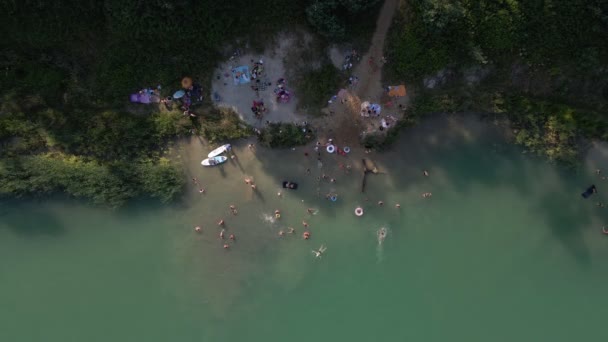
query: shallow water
[{"left": 1, "top": 116, "right": 608, "bottom": 341}]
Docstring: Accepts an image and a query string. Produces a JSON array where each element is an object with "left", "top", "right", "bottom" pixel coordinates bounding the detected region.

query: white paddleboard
[
  {"left": 201, "top": 156, "right": 228, "bottom": 166},
  {"left": 207, "top": 144, "right": 231, "bottom": 158}
]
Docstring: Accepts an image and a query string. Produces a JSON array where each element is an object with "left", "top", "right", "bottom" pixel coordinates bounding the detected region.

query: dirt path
[{"left": 314, "top": 0, "right": 401, "bottom": 145}]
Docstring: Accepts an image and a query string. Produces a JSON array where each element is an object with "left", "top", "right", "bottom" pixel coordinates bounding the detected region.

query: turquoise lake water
[{"left": 1, "top": 116, "right": 607, "bottom": 341}]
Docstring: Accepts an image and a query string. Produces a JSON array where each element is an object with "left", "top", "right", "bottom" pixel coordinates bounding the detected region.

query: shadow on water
[
  {"left": 252, "top": 187, "right": 266, "bottom": 203},
  {"left": 229, "top": 153, "right": 245, "bottom": 172},
  {"left": 535, "top": 189, "right": 591, "bottom": 265},
  {"left": 0, "top": 198, "right": 66, "bottom": 236}
]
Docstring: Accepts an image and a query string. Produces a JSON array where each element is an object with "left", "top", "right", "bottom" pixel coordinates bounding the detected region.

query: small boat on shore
[
  {"left": 207, "top": 144, "right": 231, "bottom": 158},
  {"left": 201, "top": 156, "right": 228, "bottom": 167},
  {"left": 282, "top": 181, "right": 298, "bottom": 189}
]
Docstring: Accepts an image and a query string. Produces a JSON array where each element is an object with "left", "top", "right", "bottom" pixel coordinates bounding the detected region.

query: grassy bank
[{"left": 383, "top": 0, "right": 607, "bottom": 163}]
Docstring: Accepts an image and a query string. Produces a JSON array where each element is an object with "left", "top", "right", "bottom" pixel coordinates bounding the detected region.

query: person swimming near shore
[
  {"left": 223, "top": 244, "right": 230, "bottom": 249},
  {"left": 219, "top": 229, "right": 225, "bottom": 239},
  {"left": 377, "top": 228, "right": 387, "bottom": 245},
  {"left": 378, "top": 201, "right": 384, "bottom": 206},
  {"left": 192, "top": 177, "right": 198, "bottom": 184},
  {"left": 230, "top": 205, "right": 238, "bottom": 215},
  {"left": 218, "top": 219, "right": 225, "bottom": 226},
  {"left": 195, "top": 226, "right": 202, "bottom": 233},
  {"left": 422, "top": 192, "right": 432, "bottom": 198},
  {"left": 312, "top": 245, "right": 326, "bottom": 258},
  {"left": 395, "top": 203, "right": 401, "bottom": 208},
  {"left": 251, "top": 184, "right": 257, "bottom": 190},
  {"left": 302, "top": 220, "right": 309, "bottom": 227},
  {"left": 423, "top": 170, "right": 429, "bottom": 177},
  {"left": 277, "top": 191, "right": 282, "bottom": 197},
  {"left": 306, "top": 168, "right": 311, "bottom": 175},
  {"left": 278, "top": 230, "right": 285, "bottom": 237},
  {"left": 199, "top": 188, "right": 206, "bottom": 194},
  {"left": 602, "top": 226, "right": 608, "bottom": 234},
  {"left": 229, "top": 234, "right": 235, "bottom": 241},
  {"left": 288, "top": 227, "right": 295, "bottom": 234},
  {"left": 330, "top": 178, "right": 336, "bottom": 183},
  {"left": 307, "top": 208, "right": 315, "bottom": 214},
  {"left": 303, "top": 231, "right": 311, "bottom": 240},
  {"left": 244, "top": 178, "right": 251, "bottom": 184}
]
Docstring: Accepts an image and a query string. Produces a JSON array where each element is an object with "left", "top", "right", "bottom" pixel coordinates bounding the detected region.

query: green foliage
[
  {"left": 296, "top": 64, "right": 342, "bottom": 112},
  {"left": 136, "top": 158, "right": 185, "bottom": 204},
  {"left": 258, "top": 123, "right": 315, "bottom": 148},
  {"left": 386, "top": 0, "right": 608, "bottom": 82},
  {"left": 502, "top": 96, "right": 608, "bottom": 163},
  {"left": 199, "top": 108, "right": 252, "bottom": 143},
  {"left": 361, "top": 119, "right": 414, "bottom": 150},
  {"left": 0, "top": 152, "right": 184, "bottom": 208},
  {"left": 305, "top": 0, "right": 381, "bottom": 40}
]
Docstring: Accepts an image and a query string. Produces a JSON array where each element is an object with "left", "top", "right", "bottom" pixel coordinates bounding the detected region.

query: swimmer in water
[
  {"left": 307, "top": 208, "right": 315, "bottom": 214},
  {"left": 192, "top": 177, "right": 198, "bottom": 184},
  {"left": 377, "top": 228, "right": 387, "bottom": 245},
  {"left": 288, "top": 227, "right": 295, "bottom": 234},
  {"left": 603, "top": 226, "right": 608, "bottom": 234},
  {"left": 218, "top": 219, "right": 225, "bottom": 226},
  {"left": 195, "top": 226, "right": 202, "bottom": 232},
  {"left": 277, "top": 191, "right": 282, "bottom": 197},
  {"left": 423, "top": 170, "right": 429, "bottom": 177},
  {"left": 302, "top": 220, "right": 309, "bottom": 227},
  {"left": 395, "top": 203, "right": 401, "bottom": 208},
  {"left": 229, "top": 234, "right": 235, "bottom": 241},
  {"left": 312, "top": 245, "right": 327, "bottom": 258},
  {"left": 219, "top": 229, "right": 225, "bottom": 239},
  {"left": 330, "top": 178, "right": 336, "bottom": 183},
  {"left": 378, "top": 201, "right": 384, "bottom": 206},
  {"left": 245, "top": 178, "right": 251, "bottom": 184},
  {"left": 223, "top": 244, "right": 230, "bottom": 249},
  {"left": 251, "top": 184, "right": 257, "bottom": 190},
  {"left": 199, "top": 188, "right": 206, "bottom": 194},
  {"left": 303, "top": 231, "right": 311, "bottom": 240},
  {"left": 278, "top": 230, "right": 285, "bottom": 237}
]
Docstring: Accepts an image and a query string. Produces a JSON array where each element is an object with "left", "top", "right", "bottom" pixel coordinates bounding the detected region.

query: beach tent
[
  {"left": 232, "top": 66, "right": 251, "bottom": 85},
  {"left": 388, "top": 85, "right": 406, "bottom": 97}
]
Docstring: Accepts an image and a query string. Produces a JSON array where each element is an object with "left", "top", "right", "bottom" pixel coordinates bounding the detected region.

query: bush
[
  {"left": 0, "top": 152, "right": 185, "bottom": 207},
  {"left": 199, "top": 108, "right": 252, "bottom": 143}
]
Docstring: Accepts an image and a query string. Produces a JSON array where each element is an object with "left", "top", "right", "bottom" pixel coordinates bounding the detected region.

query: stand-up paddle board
[
  {"left": 201, "top": 156, "right": 228, "bottom": 166},
  {"left": 207, "top": 144, "right": 231, "bottom": 158}
]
